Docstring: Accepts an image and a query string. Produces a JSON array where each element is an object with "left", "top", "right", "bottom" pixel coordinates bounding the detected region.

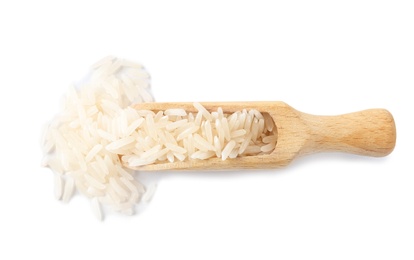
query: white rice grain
[
  {"left": 186, "top": 134, "right": 195, "bottom": 155},
  {"left": 194, "top": 111, "right": 203, "bottom": 126},
  {"left": 214, "top": 136, "right": 222, "bottom": 157},
  {"left": 47, "top": 157, "right": 64, "bottom": 175},
  {"left": 97, "top": 129, "right": 116, "bottom": 142},
  {"left": 221, "top": 117, "right": 231, "bottom": 141},
  {"left": 167, "top": 152, "right": 175, "bottom": 163},
  {"left": 105, "top": 136, "right": 135, "bottom": 151},
  {"left": 193, "top": 102, "right": 212, "bottom": 121},
  {"left": 222, "top": 140, "right": 236, "bottom": 160},
  {"left": 142, "top": 184, "right": 157, "bottom": 203},
  {"left": 204, "top": 120, "right": 213, "bottom": 144},
  {"left": 120, "top": 177, "right": 139, "bottom": 194},
  {"left": 258, "top": 119, "right": 265, "bottom": 138},
  {"left": 141, "top": 145, "right": 162, "bottom": 159},
  {"left": 109, "top": 177, "right": 129, "bottom": 198},
  {"left": 84, "top": 174, "right": 106, "bottom": 190},
  {"left": 215, "top": 119, "right": 225, "bottom": 146},
  {"left": 244, "top": 114, "right": 253, "bottom": 133},
  {"left": 165, "top": 143, "right": 187, "bottom": 154},
  {"left": 116, "top": 165, "right": 133, "bottom": 180},
  {"left": 228, "top": 112, "right": 238, "bottom": 131},
  {"left": 244, "top": 145, "right": 262, "bottom": 154},
  {"left": 262, "top": 135, "right": 277, "bottom": 144},
  {"left": 166, "top": 119, "right": 188, "bottom": 131},
  {"left": 87, "top": 187, "right": 105, "bottom": 197},
  {"left": 54, "top": 173, "right": 63, "bottom": 200},
  {"left": 128, "top": 157, "right": 155, "bottom": 167},
  {"left": 177, "top": 125, "right": 199, "bottom": 141},
  {"left": 91, "top": 197, "right": 103, "bottom": 221},
  {"left": 85, "top": 144, "right": 103, "bottom": 162},
  {"left": 264, "top": 113, "right": 275, "bottom": 132},
  {"left": 217, "top": 107, "right": 224, "bottom": 119},
  {"left": 238, "top": 133, "right": 253, "bottom": 154},
  {"left": 191, "top": 151, "right": 215, "bottom": 160},
  {"left": 193, "top": 134, "right": 215, "bottom": 151},
  {"left": 260, "top": 142, "right": 276, "bottom": 153},
  {"left": 62, "top": 177, "right": 75, "bottom": 203},
  {"left": 138, "top": 88, "right": 154, "bottom": 102},
  {"left": 230, "top": 129, "right": 247, "bottom": 138},
  {"left": 125, "top": 118, "right": 145, "bottom": 136},
  {"left": 251, "top": 118, "right": 259, "bottom": 142},
  {"left": 252, "top": 109, "right": 264, "bottom": 120},
  {"left": 229, "top": 148, "right": 239, "bottom": 159},
  {"left": 173, "top": 152, "right": 186, "bottom": 161},
  {"left": 165, "top": 109, "right": 187, "bottom": 117}
]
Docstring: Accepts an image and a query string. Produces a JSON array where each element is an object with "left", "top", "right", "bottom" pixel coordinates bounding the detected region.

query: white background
[{"left": 0, "top": 1, "right": 413, "bottom": 259}]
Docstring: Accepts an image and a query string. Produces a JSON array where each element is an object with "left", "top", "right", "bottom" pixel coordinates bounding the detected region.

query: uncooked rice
[
  {"left": 42, "top": 56, "right": 277, "bottom": 220},
  {"left": 122, "top": 103, "right": 277, "bottom": 167}
]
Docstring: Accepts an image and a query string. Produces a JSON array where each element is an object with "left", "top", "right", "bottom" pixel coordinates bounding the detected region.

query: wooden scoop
[{"left": 125, "top": 102, "right": 396, "bottom": 171}]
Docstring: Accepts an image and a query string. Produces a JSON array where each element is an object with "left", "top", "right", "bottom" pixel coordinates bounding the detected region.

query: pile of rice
[{"left": 42, "top": 56, "right": 277, "bottom": 220}]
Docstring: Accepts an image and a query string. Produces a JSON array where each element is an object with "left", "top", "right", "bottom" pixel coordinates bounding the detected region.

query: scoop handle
[{"left": 301, "top": 109, "right": 396, "bottom": 157}]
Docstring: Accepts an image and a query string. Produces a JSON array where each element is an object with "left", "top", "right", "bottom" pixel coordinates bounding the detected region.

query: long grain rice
[
  {"left": 54, "top": 173, "right": 63, "bottom": 200},
  {"left": 142, "top": 184, "right": 157, "bottom": 203},
  {"left": 222, "top": 140, "right": 236, "bottom": 160},
  {"left": 62, "top": 177, "right": 75, "bottom": 203},
  {"left": 42, "top": 56, "right": 277, "bottom": 220},
  {"left": 91, "top": 197, "right": 103, "bottom": 221}
]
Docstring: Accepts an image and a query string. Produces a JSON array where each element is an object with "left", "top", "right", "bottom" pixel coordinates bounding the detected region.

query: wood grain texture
[{"left": 125, "top": 102, "right": 396, "bottom": 171}]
